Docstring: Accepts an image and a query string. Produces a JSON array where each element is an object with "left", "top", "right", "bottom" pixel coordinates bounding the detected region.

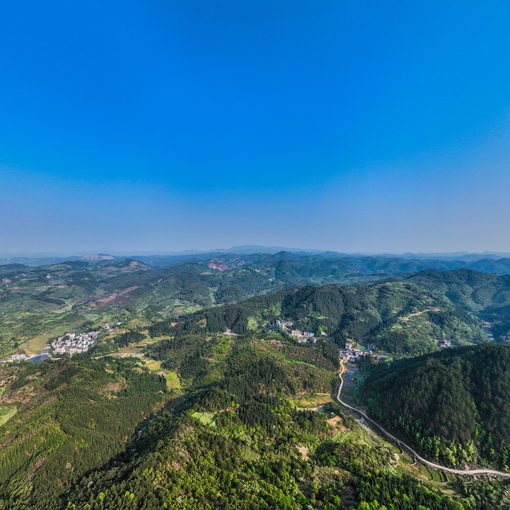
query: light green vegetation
[
  {"left": 164, "top": 370, "right": 181, "bottom": 389},
  {"left": 290, "top": 393, "right": 331, "bottom": 408},
  {"left": 144, "top": 359, "right": 162, "bottom": 371},
  {"left": 190, "top": 411, "right": 216, "bottom": 426},
  {"left": 332, "top": 429, "right": 351, "bottom": 443},
  {"left": 0, "top": 406, "right": 17, "bottom": 426}
]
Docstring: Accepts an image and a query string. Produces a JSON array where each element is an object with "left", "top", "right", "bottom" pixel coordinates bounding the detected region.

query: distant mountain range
[{"left": 4, "top": 248, "right": 510, "bottom": 270}]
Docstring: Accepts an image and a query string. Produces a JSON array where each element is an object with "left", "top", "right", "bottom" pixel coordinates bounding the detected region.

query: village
[
  {"left": 275, "top": 319, "right": 319, "bottom": 344},
  {"left": 50, "top": 330, "right": 98, "bottom": 356},
  {"left": 340, "top": 342, "right": 388, "bottom": 363},
  {"left": 341, "top": 337, "right": 454, "bottom": 364},
  {"left": 0, "top": 321, "right": 123, "bottom": 364}
]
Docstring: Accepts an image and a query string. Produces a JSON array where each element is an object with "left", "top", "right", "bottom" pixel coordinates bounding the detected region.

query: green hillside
[
  {"left": 0, "top": 358, "right": 168, "bottom": 509},
  {"left": 58, "top": 334, "right": 467, "bottom": 510},
  {"left": 3, "top": 256, "right": 507, "bottom": 357},
  {"left": 0, "top": 293, "right": 506, "bottom": 508},
  {"left": 408, "top": 269, "right": 510, "bottom": 340},
  {"left": 360, "top": 343, "right": 510, "bottom": 470},
  {"left": 165, "top": 281, "right": 485, "bottom": 355}
]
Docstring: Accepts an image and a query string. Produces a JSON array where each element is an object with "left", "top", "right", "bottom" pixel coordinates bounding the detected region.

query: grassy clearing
[
  {"left": 400, "top": 452, "right": 414, "bottom": 464},
  {"left": 429, "top": 469, "right": 444, "bottom": 482},
  {"left": 191, "top": 411, "right": 216, "bottom": 426},
  {"left": 145, "top": 360, "right": 162, "bottom": 371},
  {"left": 164, "top": 371, "right": 181, "bottom": 389},
  {"left": 210, "top": 336, "right": 234, "bottom": 362},
  {"left": 0, "top": 406, "right": 17, "bottom": 426},
  {"left": 22, "top": 323, "right": 76, "bottom": 355},
  {"left": 115, "top": 344, "right": 146, "bottom": 357},
  {"left": 292, "top": 393, "right": 331, "bottom": 408},
  {"left": 417, "top": 465, "right": 435, "bottom": 481},
  {"left": 333, "top": 430, "right": 351, "bottom": 443}
]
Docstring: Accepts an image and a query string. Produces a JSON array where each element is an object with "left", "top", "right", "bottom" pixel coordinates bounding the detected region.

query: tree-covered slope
[
  {"left": 167, "top": 281, "right": 485, "bottom": 355},
  {"left": 58, "top": 335, "right": 466, "bottom": 510},
  {"left": 0, "top": 330, "right": 505, "bottom": 509},
  {"left": 408, "top": 269, "right": 510, "bottom": 340},
  {"left": 0, "top": 358, "right": 168, "bottom": 509},
  {"left": 3, "top": 255, "right": 507, "bottom": 357},
  {"left": 360, "top": 343, "right": 510, "bottom": 470}
]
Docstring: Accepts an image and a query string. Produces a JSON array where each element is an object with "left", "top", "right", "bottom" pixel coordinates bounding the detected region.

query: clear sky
[{"left": 1, "top": 1, "right": 510, "bottom": 254}]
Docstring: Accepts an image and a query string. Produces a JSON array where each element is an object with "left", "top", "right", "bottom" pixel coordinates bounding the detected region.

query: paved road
[{"left": 335, "top": 362, "right": 510, "bottom": 478}]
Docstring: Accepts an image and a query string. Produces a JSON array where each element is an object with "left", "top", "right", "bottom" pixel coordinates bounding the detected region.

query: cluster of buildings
[
  {"left": 102, "top": 322, "right": 122, "bottom": 331},
  {"left": 0, "top": 350, "right": 51, "bottom": 364},
  {"left": 341, "top": 342, "right": 389, "bottom": 363},
  {"left": 0, "top": 353, "right": 28, "bottom": 364},
  {"left": 341, "top": 342, "right": 373, "bottom": 362},
  {"left": 50, "top": 331, "right": 98, "bottom": 356},
  {"left": 275, "top": 320, "right": 318, "bottom": 344},
  {"left": 289, "top": 330, "right": 318, "bottom": 344}
]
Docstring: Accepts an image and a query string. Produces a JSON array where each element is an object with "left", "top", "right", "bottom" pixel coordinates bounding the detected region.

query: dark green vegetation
[
  {"left": 360, "top": 344, "right": 510, "bottom": 470},
  {"left": 165, "top": 281, "right": 485, "bottom": 355},
  {"left": 0, "top": 332, "right": 507, "bottom": 509},
  {"left": 0, "top": 358, "right": 168, "bottom": 509}
]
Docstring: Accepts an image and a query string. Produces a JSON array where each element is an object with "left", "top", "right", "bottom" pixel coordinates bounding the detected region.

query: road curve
[{"left": 335, "top": 362, "right": 510, "bottom": 478}]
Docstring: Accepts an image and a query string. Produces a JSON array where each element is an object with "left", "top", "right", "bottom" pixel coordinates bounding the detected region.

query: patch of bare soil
[
  {"left": 297, "top": 445, "right": 309, "bottom": 461},
  {"left": 327, "top": 415, "right": 345, "bottom": 428},
  {"left": 87, "top": 286, "right": 138, "bottom": 310}
]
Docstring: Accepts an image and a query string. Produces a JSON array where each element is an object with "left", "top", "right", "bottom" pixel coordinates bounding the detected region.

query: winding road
[{"left": 335, "top": 362, "right": 510, "bottom": 478}]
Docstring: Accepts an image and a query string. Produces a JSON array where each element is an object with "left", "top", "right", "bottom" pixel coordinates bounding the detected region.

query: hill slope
[
  {"left": 360, "top": 343, "right": 510, "bottom": 470},
  {"left": 409, "top": 269, "right": 510, "bottom": 340},
  {"left": 165, "top": 281, "right": 486, "bottom": 355},
  {"left": 58, "top": 334, "right": 466, "bottom": 510},
  {"left": 0, "top": 358, "right": 168, "bottom": 508}
]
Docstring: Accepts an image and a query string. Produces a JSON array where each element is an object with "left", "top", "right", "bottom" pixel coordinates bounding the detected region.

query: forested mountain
[
  {"left": 360, "top": 344, "right": 510, "bottom": 470},
  {"left": 156, "top": 280, "right": 486, "bottom": 355},
  {"left": 408, "top": 269, "right": 510, "bottom": 340},
  {"left": 0, "top": 334, "right": 474, "bottom": 510},
  {"left": 4, "top": 252, "right": 510, "bottom": 357}
]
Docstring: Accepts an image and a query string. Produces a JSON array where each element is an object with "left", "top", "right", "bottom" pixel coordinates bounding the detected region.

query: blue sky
[{"left": 1, "top": 1, "right": 510, "bottom": 254}]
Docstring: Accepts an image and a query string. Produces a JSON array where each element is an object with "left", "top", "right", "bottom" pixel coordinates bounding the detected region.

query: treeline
[{"left": 113, "top": 330, "right": 146, "bottom": 347}]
